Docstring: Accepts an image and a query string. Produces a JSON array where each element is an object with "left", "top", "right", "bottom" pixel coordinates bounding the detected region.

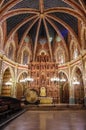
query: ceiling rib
[
  {"left": 5, "top": 15, "right": 39, "bottom": 47},
  {"left": 33, "top": 18, "right": 42, "bottom": 61},
  {"left": 78, "top": 0, "right": 86, "bottom": 13},
  {"left": 46, "top": 14, "right": 80, "bottom": 47},
  {"left": 18, "top": 17, "right": 39, "bottom": 54},
  {"left": 63, "top": 0, "right": 86, "bottom": 16},
  {"left": 45, "top": 16, "right": 69, "bottom": 59},
  {"left": 44, "top": 7, "right": 86, "bottom": 23},
  {"left": 43, "top": 18, "right": 53, "bottom": 61},
  {"left": 0, "top": 0, "right": 4, "bottom": 6},
  {"left": 39, "top": 0, "right": 44, "bottom": 13},
  {"left": 0, "top": 9, "right": 39, "bottom": 23},
  {"left": 0, "top": 0, "right": 23, "bottom": 17}
]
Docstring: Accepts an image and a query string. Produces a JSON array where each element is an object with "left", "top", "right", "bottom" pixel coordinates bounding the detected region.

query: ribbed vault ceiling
[{"left": 0, "top": 0, "right": 86, "bottom": 60}]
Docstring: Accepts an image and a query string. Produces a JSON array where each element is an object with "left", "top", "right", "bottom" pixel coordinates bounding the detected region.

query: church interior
[{"left": 0, "top": 0, "right": 86, "bottom": 129}]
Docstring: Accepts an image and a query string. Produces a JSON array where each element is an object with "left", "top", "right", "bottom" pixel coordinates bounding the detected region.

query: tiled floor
[{"left": 2, "top": 110, "right": 86, "bottom": 130}]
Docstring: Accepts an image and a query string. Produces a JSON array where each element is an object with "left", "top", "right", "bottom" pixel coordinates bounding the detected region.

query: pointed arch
[
  {"left": 17, "top": 71, "right": 28, "bottom": 82},
  {"left": 55, "top": 46, "right": 66, "bottom": 64},
  {"left": 58, "top": 70, "right": 68, "bottom": 80},
  {"left": 38, "top": 48, "right": 49, "bottom": 55},
  {"left": 20, "top": 46, "right": 31, "bottom": 65},
  {"left": 58, "top": 71, "right": 69, "bottom": 103},
  {"left": 71, "top": 66, "right": 84, "bottom": 104},
  {"left": 2, "top": 67, "right": 14, "bottom": 96}
]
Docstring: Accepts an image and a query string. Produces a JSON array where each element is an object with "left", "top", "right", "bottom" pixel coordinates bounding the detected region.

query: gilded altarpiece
[{"left": 28, "top": 54, "right": 59, "bottom": 103}]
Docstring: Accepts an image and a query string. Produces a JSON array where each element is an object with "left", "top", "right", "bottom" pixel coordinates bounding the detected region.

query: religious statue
[{"left": 40, "top": 87, "right": 46, "bottom": 97}]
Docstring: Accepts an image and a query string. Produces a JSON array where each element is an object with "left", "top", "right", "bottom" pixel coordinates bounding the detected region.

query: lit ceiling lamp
[
  {"left": 60, "top": 72, "right": 66, "bottom": 82},
  {"left": 72, "top": 81, "right": 80, "bottom": 85},
  {"left": 5, "top": 78, "right": 12, "bottom": 85},
  {"left": 72, "top": 77, "right": 80, "bottom": 85},
  {"left": 25, "top": 76, "right": 34, "bottom": 82},
  {"left": 20, "top": 76, "right": 34, "bottom": 83},
  {"left": 51, "top": 77, "right": 60, "bottom": 82},
  {"left": 50, "top": 74, "right": 59, "bottom": 82},
  {"left": 5, "top": 81, "right": 12, "bottom": 85},
  {"left": 51, "top": 72, "right": 66, "bottom": 83},
  {"left": 60, "top": 78, "right": 66, "bottom": 82}
]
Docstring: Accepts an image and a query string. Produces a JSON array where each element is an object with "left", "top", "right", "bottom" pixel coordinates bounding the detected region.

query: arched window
[
  {"left": 57, "top": 48, "right": 65, "bottom": 64},
  {"left": 71, "top": 42, "right": 79, "bottom": 60},
  {"left": 8, "top": 44, "right": 14, "bottom": 60},
  {"left": 23, "top": 50, "right": 29, "bottom": 65}
]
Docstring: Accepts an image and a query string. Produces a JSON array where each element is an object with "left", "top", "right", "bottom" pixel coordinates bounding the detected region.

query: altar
[{"left": 39, "top": 97, "right": 53, "bottom": 104}]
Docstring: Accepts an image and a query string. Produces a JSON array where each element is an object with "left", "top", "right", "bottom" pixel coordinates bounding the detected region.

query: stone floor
[{"left": 2, "top": 110, "right": 86, "bottom": 130}]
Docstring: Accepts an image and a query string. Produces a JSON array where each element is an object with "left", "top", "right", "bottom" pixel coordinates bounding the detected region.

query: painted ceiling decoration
[{"left": 0, "top": 0, "right": 86, "bottom": 61}]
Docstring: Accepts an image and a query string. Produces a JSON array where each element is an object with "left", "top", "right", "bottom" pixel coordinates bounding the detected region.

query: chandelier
[
  {"left": 50, "top": 77, "right": 59, "bottom": 82},
  {"left": 20, "top": 76, "right": 34, "bottom": 83}
]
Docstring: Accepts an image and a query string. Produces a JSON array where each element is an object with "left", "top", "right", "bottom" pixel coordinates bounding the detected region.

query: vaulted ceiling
[{"left": 0, "top": 0, "right": 86, "bottom": 60}]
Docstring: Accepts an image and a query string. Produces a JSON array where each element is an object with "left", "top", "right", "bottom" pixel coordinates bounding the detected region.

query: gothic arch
[
  {"left": 17, "top": 71, "right": 28, "bottom": 82},
  {"left": 3, "top": 66, "right": 14, "bottom": 80},
  {"left": 17, "top": 71, "right": 28, "bottom": 97},
  {"left": 38, "top": 49, "right": 48, "bottom": 55},
  {"left": 71, "top": 66, "right": 84, "bottom": 104},
  {"left": 2, "top": 67, "right": 14, "bottom": 97},
  {"left": 55, "top": 46, "right": 66, "bottom": 64},
  {"left": 71, "top": 65, "right": 82, "bottom": 85},
  {"left": 58, "top": 70, "right": 68, "bottom": 80},
  {"left": 57, "top": 71, "right": 69, "bottom": 103},
  {"left": 20, "top": 46, "right": 31, "bottom": 64}
]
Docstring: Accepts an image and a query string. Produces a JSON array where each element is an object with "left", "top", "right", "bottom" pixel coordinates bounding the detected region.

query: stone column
[
  {"left": 0, "top": 55, "right": 3, "bottom": 95},
  {"left": 69, "top": 85, "right": 75, "bottom": 104},
  {"left": 12, "top": 63, "right": 18, "bottom": 98},
  {"left": 80, "top": 53, "right": 86, "bottom": 107},
  {"left": 84, "top": 60, "right": 86, "bottom": 106},
  {"left": 68, "top": 63, "right": 75, "bottom": 104}
]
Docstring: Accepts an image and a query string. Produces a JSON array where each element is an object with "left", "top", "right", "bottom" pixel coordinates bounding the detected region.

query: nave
[{"left": 2, "top": 110, "right": 86, "bottom": 130}]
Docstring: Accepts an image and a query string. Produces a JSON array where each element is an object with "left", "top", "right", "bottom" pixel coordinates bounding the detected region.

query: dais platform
[{"left": 26, "top": 104, "right": 84, "bottom": 111}]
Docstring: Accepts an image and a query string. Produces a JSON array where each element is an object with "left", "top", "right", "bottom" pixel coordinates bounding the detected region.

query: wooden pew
[{"left": 0, "top": 96, "right": 22, "bottom": 122}]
